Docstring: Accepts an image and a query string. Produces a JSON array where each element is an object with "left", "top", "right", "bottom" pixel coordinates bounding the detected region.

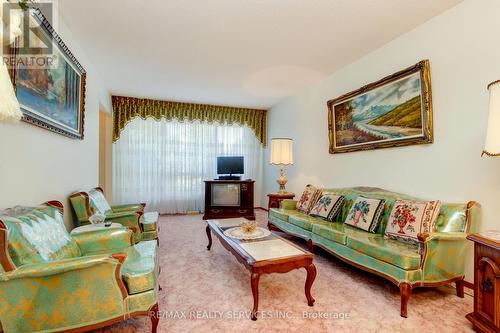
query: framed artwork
[
  {"left": 327, "top": 60, "right": 433, "bottom": 154},
  {"left": 8, "top": 8, "right": 86, "bottom": 139}
]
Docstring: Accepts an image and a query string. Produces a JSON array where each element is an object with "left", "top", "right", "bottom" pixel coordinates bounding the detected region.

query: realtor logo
[{"left": 2, "top": 1, "right": 56, "bottom": 68}]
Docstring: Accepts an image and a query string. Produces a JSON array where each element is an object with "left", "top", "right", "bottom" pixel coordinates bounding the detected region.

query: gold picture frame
[{"left": 327, "top": 60, "right": 433, "bottom": 154}]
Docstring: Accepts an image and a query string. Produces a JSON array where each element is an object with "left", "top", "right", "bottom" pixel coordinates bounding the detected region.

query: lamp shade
[
  {"left": 483, "top": 80, "right": 500, "bottom": 156},
  {"left": 270, "top": 138, "right": 293, "bottom": 165}
]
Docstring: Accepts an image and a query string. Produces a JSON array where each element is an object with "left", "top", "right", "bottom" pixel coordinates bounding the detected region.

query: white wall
[
  {"left": 263, "top": 0, "right": 500, "bottom": 282},
  {"left": 0, "top": 11, "right": 110, "bottom": 230}
]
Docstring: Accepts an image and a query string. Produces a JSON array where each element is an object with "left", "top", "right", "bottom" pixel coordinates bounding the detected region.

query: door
[{"left": 99, "top": 110, "right": 113, "bottom": 201}]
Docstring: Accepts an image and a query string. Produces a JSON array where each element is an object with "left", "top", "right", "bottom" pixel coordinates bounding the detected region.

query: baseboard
[
  {"left": 255, "top": 207, "right": 268, "bottom": 212},
  {"left": 464, "top": 280, "right": 474, "bottom": 290}
]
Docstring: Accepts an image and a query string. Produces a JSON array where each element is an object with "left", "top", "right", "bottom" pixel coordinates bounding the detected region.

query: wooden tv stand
[{"left": 202, "top": 180, "right": 255, "bottom": 220}]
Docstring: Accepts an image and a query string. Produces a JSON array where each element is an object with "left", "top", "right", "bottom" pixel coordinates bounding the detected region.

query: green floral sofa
[
  {"left": 268, "top": 187, "right": 481, "bottom": 317},
  {"left": 0, "top": 201, "right": 160, "bottom": 333},
  {"left": 69, "top": 187, "right": 158, "bottom": 243}
]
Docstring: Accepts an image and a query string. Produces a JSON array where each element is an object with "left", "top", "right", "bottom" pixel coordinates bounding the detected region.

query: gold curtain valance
[{"left": 112, "top": 96, "right": 267, "bottom": 146}]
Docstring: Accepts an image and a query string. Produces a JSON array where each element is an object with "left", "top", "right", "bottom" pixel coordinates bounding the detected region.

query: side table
[
  {"left": 267, "top": 192, "right": 295, "bottom": 210},
  {"left": 466, "top": 231, "right": 500, "bottom": 333}
]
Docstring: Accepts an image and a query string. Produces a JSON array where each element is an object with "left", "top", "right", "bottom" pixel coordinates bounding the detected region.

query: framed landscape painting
[
  {"left": 9, "top": 8, "right": 86, "bottom": 139},
  {"left": 327, "top": 60, "right": 433, "bottom": 154}
]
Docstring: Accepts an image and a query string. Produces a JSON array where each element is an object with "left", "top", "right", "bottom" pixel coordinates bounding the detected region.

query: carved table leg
[
  {"left": 307, "top": 239, "right": 314, "bottom": 253},
  {"left": 206, "top": 225, "right": 212, "bottom": 250},
  {"left": 455, "top": 278, "right": 465, "bottom": 298},
  {"left": 149, "top": 303, "right": 159, "bottom": 333},
  {"left": 251, "top": 273, "right": 260, "bottom": 321},
  {"left": 399, "top": 283, "right": 412, "bottom": 318},
  {"left": 267, "top": 222, "right": 277, "bottom": 231},
  {"left": 305, "top": 263, "right": 316, "bottom": 306}
]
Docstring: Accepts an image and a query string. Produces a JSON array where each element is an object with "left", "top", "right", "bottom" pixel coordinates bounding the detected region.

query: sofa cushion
[
  {"left": 269, "top": 208, "right": 305, "bottom": 222},
  {"left": 121, "top": 240, "right": 158, "bottom": 295},
  {"left": 311, "top": 222, "right": 347, "bottom": 245},
  {"left": 88, "top": 189, "right": 113, "bottom": 215},
  {"left": 309, "top": 194, "right": 345, "bottom": 221},
  {"left": 344, "top": 196, "right": 385, "bottom": 233},
  {"left": 296, "top": 185, "right": 322, "bottom": 213},
  {"left": 2, "top": 207, "right": 81, "bottom": 266},
  {"left": 287, "top": 213, "right": 332, "bottom": 231},
  {"left": 288, "top": 215, "right": 314, "bottom": 231},
  {"left": 384, "top": 200, "right": 441, "bottom": 243},
  {"left": 321, "top": 188, "right": 410, "bottom": 234},
  {"left": 269, "top": 209, "right": 289, "bottom": 222},
  {"left": 346, "top": 230, "right": 421, "bottom": 270}
]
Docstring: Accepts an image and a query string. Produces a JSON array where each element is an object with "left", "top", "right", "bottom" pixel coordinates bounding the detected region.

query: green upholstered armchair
[
  {"left": 0, "top": 202, "right": 160, "bottom": 333},
  {"left": 69, "top": 187, "right": 158, "bottom": 243}
]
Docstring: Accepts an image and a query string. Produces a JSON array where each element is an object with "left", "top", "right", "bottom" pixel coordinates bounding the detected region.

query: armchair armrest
[
  {"left": 417, "top": 232, "right": 468, "bottom": 282},
  {"left": 105, "top": 211, "right": 142, "bottom": 233},
  {"left": 418, "top": 232, "right": 467, "bottom": 242},
  {"left": 73, "top": 228, "right": 133, "bottom": 255},
  {"left": 281, "top": 199, "right": 298, "bottom": 210},
  {"left": 0, "top": 254, "right": 128, "bottom": 333},
  {"left": 0, "top": 254, "right": 124, "bottom": 281},
  {"left": 106, "top": 211, "right": 142, "bottom": 219}
]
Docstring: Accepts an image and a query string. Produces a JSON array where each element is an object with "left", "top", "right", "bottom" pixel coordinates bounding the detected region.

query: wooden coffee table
[{"left": 206, "top": 219, "right": 316, "bottom": 320}]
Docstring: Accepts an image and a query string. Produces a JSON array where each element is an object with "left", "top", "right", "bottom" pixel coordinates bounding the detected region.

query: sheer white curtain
[{"left": 113, "top": 118, "right": 263, "bottom": 214}]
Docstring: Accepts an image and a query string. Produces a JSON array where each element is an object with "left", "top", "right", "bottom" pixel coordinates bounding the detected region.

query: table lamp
[
  {"left": 483, "top": 80, "right": 500, "bottom": 156},
  {"left": 270, "top": 138, "right": 294, "bottom": 193}
]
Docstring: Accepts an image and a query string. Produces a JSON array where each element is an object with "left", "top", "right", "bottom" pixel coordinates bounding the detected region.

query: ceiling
[{"left": 58, "top": 0, "right": 461, "bottom": 109}]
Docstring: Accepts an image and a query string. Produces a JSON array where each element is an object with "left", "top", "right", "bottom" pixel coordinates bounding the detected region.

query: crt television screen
[
  {"left": 217, "top": 156, "right": 244, "bottom": 175},
  {"left": 211, "top": 184, "right": 241, "bottom": 206}
]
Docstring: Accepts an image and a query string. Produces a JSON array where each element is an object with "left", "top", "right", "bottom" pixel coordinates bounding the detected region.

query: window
[{"left": 113, "top": 118, "right": 263, "bottom": 214}]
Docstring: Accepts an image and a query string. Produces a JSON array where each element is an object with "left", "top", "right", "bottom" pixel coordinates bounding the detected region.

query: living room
[{"left": 0, "top": 0, "right": 499, "bottom": 332}]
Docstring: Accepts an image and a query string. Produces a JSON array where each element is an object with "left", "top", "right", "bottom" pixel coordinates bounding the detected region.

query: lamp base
[{"left": 277, "top": 166, "right": 288, "bottom": 194}]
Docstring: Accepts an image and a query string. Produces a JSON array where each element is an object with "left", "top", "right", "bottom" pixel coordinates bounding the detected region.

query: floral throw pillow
[
  {"left": 296, "top": 185, "right": 322, "bottom": 213},
  {"left": 344, "top": 196, "right": 386, "bottom": 233},
  {"left": 309, "top": 193, "right": 345, "bottom": 221},
  {"left": 385, "top": 200, "right": 441, "bottom": 243}
]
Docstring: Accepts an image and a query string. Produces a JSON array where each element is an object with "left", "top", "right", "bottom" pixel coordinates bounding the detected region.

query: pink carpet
[{"left": 94, "top": 210, "right": 474, "bottom": 333}]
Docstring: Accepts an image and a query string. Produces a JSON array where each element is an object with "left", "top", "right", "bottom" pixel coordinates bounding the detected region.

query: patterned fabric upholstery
[
  {"left": 141, "top": 230, "right": 159, "bottom": 241},
  {"left": 296, "top": 185, "right": 322, "bottom": 213},
  {"left": 307, "top": 187, "right": 476, "bottom": 234},
  {"left": 311, "top": 223, "right": 347, "bottom": 245},
  {"left": 346, "top": 230, "right": 421, "bottom": 270},
  {"left": 1, "top": 207, "right": 81, "bottom": 266},
  {"left": 385, "top": 199, "right": 441, "bottom": 243},
  {"left": 344, "top": 196, "right": 385, "bottom": 233},
  {"left": 0, "top": 203, "right": 159, "bottom": 333},
  {"left": 268, "top": 186, "right": 481, "bottom": 287},
  {"left": 287, "top": 213, "right": 332, "bottom": 232},
  {"left": 72, "top": 228, "right": 133, "bottom": 255},
  {"left": 0, "top": 255, "right": 126, "bottom": 333},
  {"left": 121, "top": 241, "right": 158, "bottom": 295},
  {"left": 69, "top": 188, "right": 158, "bottom": 243},
  {"left": 88, "top": 189, "right": 112, "bottom": 215},
  {"left": 141, "top": 212, "right": 159, "bottom": 232},
  {"left": 309, "top": 193, "right": 345, "bottom": 221},
  {"left": 433, "top": 203, "right": 469, "bottom": 232}
]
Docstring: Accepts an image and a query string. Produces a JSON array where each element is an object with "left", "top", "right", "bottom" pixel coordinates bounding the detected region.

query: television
[
  {"left": 217, "top": 156, "right": 244, "bottom": 180},
  {"left": 211, "top": 184, "right": 241, "bottom": 206}
]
